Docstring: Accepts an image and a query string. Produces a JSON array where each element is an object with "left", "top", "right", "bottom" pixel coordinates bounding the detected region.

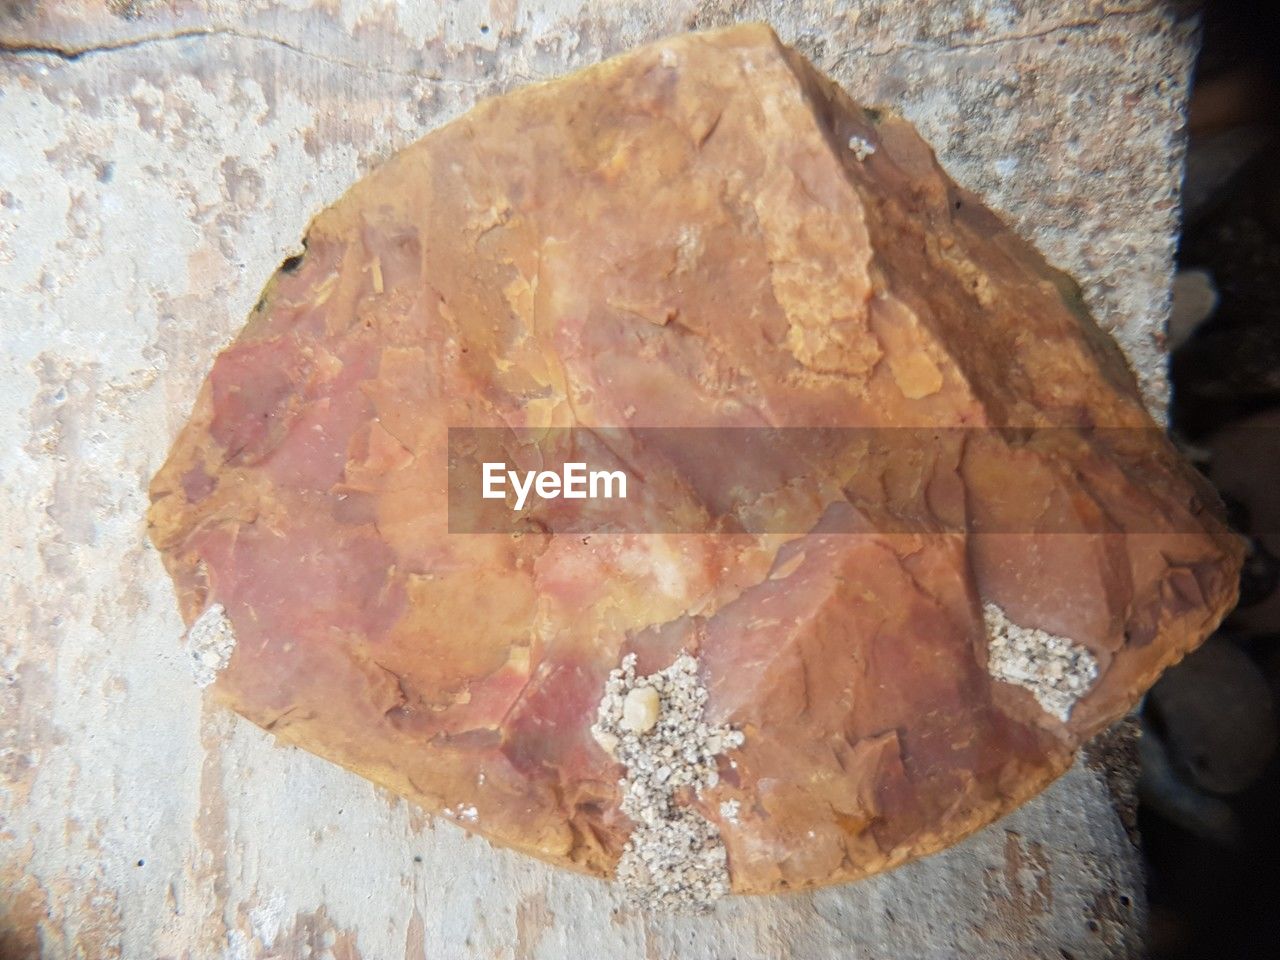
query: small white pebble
[{"left": 621, "top": 685, "right": 661, "bottom": 733}]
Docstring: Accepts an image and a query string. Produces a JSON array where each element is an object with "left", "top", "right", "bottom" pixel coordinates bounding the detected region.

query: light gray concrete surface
[{"left": 0, "top": 2, "right": 1188, "bottom": 957}]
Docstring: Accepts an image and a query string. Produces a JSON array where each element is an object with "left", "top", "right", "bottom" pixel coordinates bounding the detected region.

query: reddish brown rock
[{"left": 148, "top": 24, "right": 1241, "bottom": 896}]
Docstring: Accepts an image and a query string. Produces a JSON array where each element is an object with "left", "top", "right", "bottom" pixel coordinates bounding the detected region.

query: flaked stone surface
[
  {"left": 145, "top": 24, "right": 1242, "bottom": 895},
  {"left": 593, "top": 653, "right": 743, "bottom": 910},
  {"left": 984, "top": 602, "right": 1100, "bottom": 723}
]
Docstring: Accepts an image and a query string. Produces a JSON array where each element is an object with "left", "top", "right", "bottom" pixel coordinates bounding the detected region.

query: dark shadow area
[{"left": 1147, "top": 2, "right": 1280, "bottom": 957}]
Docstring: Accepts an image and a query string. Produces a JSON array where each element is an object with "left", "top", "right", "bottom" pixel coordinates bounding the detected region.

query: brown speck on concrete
[
  {"left": 1085, "top": 888, "right": 1133, "bottom": 949},
  {"left": 0, "top": 659, "right": 56, "bottom": 805},
  {"left": 404, "top": 906, "right": 426, "bottom": 960},
  {"left": 107, "top": 0, "right": 159, "bottom": 21},
  {"left": 514, "top": 890, "right": 552, "bottom": 958},
  {"left": 192, "top": 713, "right": 233, "bottom": 950},
  {"left": 1083, "top": 714, "right": 1142, "bottom": 846},
  {"left": 0, "top": 865, "right": 50, "bottom": 959},
  {"left": 1003, "top": 830, "right": 1054, "bottom": 918},
  {"left": 220, "top": 155, "right": 266, "bottom": 210},
  {"left": 283, "top": 907, "right": 363, "bottom": 960}
]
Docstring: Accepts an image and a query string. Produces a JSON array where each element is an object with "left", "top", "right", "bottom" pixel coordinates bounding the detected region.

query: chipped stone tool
[{"left": 148, "top": 24, "right": 1241, "bottom": 906}]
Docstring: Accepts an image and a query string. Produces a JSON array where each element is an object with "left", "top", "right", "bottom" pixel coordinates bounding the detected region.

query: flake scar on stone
[
  {"left": 983, "top": 602, "right": 1099, "bottom": 722},
  {"left": 187, "top": 602, "right": 237, "bottom": 688},
  {"left": 592, "top": 653, "right": 744, "bottom": 910}
]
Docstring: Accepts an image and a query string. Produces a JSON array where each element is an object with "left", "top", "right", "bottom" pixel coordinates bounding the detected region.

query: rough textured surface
[
  {"left": 594, "top": 654, "right": 742, "bottom": 910},
  {"left": 145, "top": 22, "right": 1239, "bottom": 897},
  {"left": 185, "top": 602, "right": 237, "bottom": 688},
  {"left": 0, "top": 1, "right": 1211, "bottom": 957},
  {"left": 984, "top": 602, "right": 1100, "bottom": 723}
]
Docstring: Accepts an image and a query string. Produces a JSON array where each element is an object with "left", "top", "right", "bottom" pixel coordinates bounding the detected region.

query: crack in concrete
[
  {"left": 0, "top": 25, "right": 489, "bottom": 87},
  {"left": 837, "top": 3, "right": 1165, "bottom": 63},
  {"left": 2, "top": 2, "right": 1166, "bottom": 82}
]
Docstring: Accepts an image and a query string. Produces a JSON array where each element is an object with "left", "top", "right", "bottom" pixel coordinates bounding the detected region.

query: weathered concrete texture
[{"left": 0, "top": 1, "right": 1190, "bottom": 957}]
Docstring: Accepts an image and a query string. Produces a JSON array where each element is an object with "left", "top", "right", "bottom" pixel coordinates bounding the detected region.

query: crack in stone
[{"left": 0, "top": 25, "right": 490, "bottom": 87}]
